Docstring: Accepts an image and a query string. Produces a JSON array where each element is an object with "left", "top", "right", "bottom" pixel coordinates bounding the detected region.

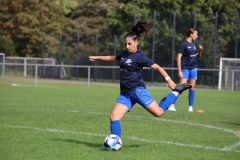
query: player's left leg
[
  {"left": 136, "top": 85, "right": 191, "bottom": 117},
  {"left": 188, "top": 79, "right": 196, "bottom": 112},
  {"left": 110, "top": 93, "right": 134, "bottom": 138},
  {"left": 188, "top": 68, "right": 198, "bottom": 112},
  {"left": 132, "top": 86, "right": 166, "bottom": 117},
  {"left": 147, "top": 86, "right": 190, "bottom": 116}
]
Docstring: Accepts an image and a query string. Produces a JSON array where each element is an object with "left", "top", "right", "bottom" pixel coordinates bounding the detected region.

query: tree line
[{"left": 0, "top": 0, "right": 239, "bottom": 68}]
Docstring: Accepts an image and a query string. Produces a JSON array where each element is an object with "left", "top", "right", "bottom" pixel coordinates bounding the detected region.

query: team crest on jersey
[{"left": 125, "top": 59, "right": 132, "bottom": 66}]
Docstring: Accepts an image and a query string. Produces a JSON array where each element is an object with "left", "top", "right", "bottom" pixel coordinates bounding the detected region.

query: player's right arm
[
  {"left": 89, "top": 56, "right": 118, "bottom": 62},
  {"left": 176, "top": 53, "right": 183, "bottom": 79}
]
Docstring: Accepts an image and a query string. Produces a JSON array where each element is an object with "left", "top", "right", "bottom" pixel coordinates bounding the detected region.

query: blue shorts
[
  {"left": 115, "top": 86, "right": 154, "bottom": 111},
  {"left": 182, "top": 68, "right": 198, "bottom": 80}
]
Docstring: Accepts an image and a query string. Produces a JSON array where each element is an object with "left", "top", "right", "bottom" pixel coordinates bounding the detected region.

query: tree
[
  {"left": 106, "top": 0, "right": 240, "bottom": 65},
  {"left": 56, "top": 0, "right": 78, "bottom": 17},
  {"left": 62, "top": 0, "right": 119, "bottom": 65},
  {"left": 0, "top": 0, "right": 64, "bottom": 57}
]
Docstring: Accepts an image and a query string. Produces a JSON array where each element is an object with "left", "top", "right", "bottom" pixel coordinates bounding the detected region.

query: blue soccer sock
[
  {"left": 172, "top": 94, "right": 180, "bottom": 105},
  {"left": 188, "top": 90, "right": 195, "bottom": 107},
  {"left": 110, "top": 120, "right": 121, "bottom": 138},
  {"left": 159, "top": 93, "right": 177, "bottom": 112}
]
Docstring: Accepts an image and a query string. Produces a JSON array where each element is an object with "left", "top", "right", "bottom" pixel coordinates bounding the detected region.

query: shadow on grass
[
  {"left": 52, "top": 138, "right": 141, "bottom": 150},
  {"left": 53, "top": 138, "right": 102, "bottom": 148},
  {"left": 218, "top": 122, "right": 240, "bottom": 126}
]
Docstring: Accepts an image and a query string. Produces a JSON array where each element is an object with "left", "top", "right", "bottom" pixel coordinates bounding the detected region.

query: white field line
[
  {"left": 0, "top": 124, "right": 106, "bottom": 137},
  {"left": 0, "top": 124, "right": 239, "bottom": 153},
  {"left": 73, "top": 110, "right": 240, "bottom": 138}
]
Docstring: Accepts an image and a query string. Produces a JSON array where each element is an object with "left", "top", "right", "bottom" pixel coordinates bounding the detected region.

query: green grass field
[{"left": 0, "top": 78, "right": 240, "bottom": 160}]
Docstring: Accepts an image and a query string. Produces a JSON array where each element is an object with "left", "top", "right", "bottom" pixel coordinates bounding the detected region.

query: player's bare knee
[
  {"left": 153, "top": 111, "right": 164, "bottom": 117},
  {"left": 110, "top": 112, "right": 115, "bottom": 121},
  {"left": 110, "top": 112, "right": 120, "bottom": 121}
]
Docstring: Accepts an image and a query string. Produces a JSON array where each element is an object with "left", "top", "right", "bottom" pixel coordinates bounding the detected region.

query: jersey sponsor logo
[
  {"left": 120, "top": 68, "right": 128, "bottom": 72},
  {"left": 187, "top": 46, "right": 191, "bottom": 48},
  {"left": 125, "top": 59, "right": 132, "bottom": 66},
  {"left": 145, "top": 99, "right": 152, "bottom": 105},
  {"left": 190, "top": 54, "right": 196, "bottom": 57}
]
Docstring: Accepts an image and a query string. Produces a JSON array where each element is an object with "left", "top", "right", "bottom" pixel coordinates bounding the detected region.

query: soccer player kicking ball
[{"left": 89, "top": 20, "right": 191, "bottom": 138}]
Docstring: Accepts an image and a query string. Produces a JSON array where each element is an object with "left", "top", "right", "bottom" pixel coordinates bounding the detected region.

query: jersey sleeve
[
  {"left": 139, "top": 54, "right": 155, "bottom": 67},
  {"left": 178, "top": 41, "right": 186, "bottom": 54},
  {"left": 115, "top": 53, "right": 121, "bottom": 61}
]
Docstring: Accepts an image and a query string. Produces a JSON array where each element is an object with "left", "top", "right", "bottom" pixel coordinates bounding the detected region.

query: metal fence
[{"left": 1, "top": 62, "right": 240, "bottom": 91}]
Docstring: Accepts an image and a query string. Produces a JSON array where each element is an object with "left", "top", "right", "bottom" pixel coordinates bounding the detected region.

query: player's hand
[
  {"left": 167, "top": 79, "right": 176, "bottom": 90},
  {"left": 198, "top": 45, "right": 203, "bottom": 51},
  {"left": 178, "top": 72, "right": 183, "bottom": 79},
  {"left": 89, "top": 56, "right": 97, "bottom": 62}
]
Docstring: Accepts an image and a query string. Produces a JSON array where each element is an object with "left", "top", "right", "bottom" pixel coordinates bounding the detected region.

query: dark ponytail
[
  {"left": 124, "top": 20, "right": 151, "bottom": 40},
  {"left": 177, "top": 28, "right": 196, "bottom": 52}
]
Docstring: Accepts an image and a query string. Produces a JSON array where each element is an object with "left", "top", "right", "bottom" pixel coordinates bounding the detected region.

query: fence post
[
  {"left": 194, "top": 12, "right": 197, "bottom": 29},
  {"left": 35, "top": 65, "right": 38, "bottom": 86},
  {"left": 94, "top": 34, "right": 98, "bottom": 82},
  {"left": 88, "top": 66, "right": 91, "bottom": 88},
  {"left": 134, "top": 11, "right": 137, "bottom": 24},
  {"left": 0, "top": 53, "right": 5, "bottom": 78},
  {"left": 24, "top": 58, "right": 27, "bottom": 77},
  {"left": 59, "top": 33, "right": 62, "bottom": 65},
  {"left": 232, "top": 71, "right": 235, "bottom": 91},
  {"left": 76, "top": 33, "right": 80, "bottom": 80},
  {"left": 235, "top": 12, "right": 239, "bottom": 59},
  {"left": 151, "top": 11, "right": 156, "bottom": 84},
  {"left": 112, "top": 34, "right": 117, "bottom": 83},
  {"left": 213, "top": 12, "right": 218, "bottom": 89},
  {"left": 171, "top": 12, "right": 176, "bottom": 79},
  {"left": 234, "top": 12, "right": 239, "bottom": 90},
  {"left": 41, "top": 32, "right": 45, "bottom": 78}
]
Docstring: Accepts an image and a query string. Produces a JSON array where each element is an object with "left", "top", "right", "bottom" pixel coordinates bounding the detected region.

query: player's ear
[{"left": 135, "top": 40, "right": 138, "bottom": 45}]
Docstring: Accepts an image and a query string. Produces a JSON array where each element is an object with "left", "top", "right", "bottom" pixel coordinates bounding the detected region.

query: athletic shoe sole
[{"left": 172, "top": 83, "right": 192, "bottom": 94}]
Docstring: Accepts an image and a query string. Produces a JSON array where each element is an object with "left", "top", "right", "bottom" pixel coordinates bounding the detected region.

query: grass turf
[{"left": 0, "top": 78, "right": 240, "bottom": 160}]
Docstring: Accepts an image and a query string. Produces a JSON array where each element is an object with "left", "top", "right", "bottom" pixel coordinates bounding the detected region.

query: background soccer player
[{"left": 168, "top": 28, "right": 203, "bottom": 112}]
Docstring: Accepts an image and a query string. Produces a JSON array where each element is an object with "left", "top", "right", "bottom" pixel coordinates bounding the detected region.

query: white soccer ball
[{"left": 104, "top": 134, "right": 122, "bottom": 151}]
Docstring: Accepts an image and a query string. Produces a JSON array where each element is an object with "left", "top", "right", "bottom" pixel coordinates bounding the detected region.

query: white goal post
[{"left": 218, "top": 57, "right": 240, "bottom": 90}]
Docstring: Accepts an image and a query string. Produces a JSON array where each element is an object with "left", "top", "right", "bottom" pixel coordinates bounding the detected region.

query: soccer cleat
[
  {"left": 172, "top": 83, "right": 192, "bottom": 94},
  {"left": 188, "top": 106, "right": 193, "bottom": 112},
  {"left": 168, "top": 104, "right": 176, "bottom": 111}
]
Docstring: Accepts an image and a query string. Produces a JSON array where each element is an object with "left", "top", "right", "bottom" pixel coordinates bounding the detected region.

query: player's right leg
[{"left": 109, "top": 104, "right": 129, "bottom": 138}]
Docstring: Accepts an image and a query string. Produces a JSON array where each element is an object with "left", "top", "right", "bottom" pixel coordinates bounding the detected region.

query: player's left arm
[
  {"left": 150, "top": 63, "right": 176, "bottom": 89},
  {"left": 196, "top": 45, "right": 203, "bottom": 60}
]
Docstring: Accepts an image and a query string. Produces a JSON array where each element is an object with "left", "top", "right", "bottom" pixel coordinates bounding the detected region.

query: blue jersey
[
  {"left": 116, "top": 49, "right": 155, "bottom": 93},
  {"left": 178, "top": 40, "right": 198, "bottom": 69}
]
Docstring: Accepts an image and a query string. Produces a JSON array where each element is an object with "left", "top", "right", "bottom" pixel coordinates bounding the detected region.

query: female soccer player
[
  {"left": 168, "top": 28, "right": 203, "bottom": 112},
  {"left": 89, "top": 20, "right": 191, "bottom": 138}
]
